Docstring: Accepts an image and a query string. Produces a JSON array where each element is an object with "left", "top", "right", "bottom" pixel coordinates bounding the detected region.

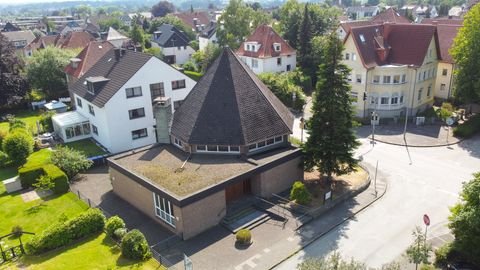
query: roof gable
[
  {"left": 236, "top": 24, "right": 296, "bottom": 58},
  {"left": 152, "top": 24, "right": 190, "bottom": 47},
  {"left": 64, "top": 41, "right": 114, "bottom": 78},
  {"left": 371, "top": 8, "right": 411, "bottom": 24},
  {"left": 171, "top": 48, "right": 294, "bottom": 146}
]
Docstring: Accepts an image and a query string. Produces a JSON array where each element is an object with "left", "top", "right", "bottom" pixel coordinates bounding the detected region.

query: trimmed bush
[
  {"left": 184, "top": 70, "right": 203, "bottom": 81},
  {"left": 26, "top": 208, "right": 106, "bottom": 254},
  {"left": 453, "top": 114, "right": 480, "bottom": 138},
  {"left": 39, "top": 111, "right": 55, "bottom": 132},
  {"left": 18, "top": 165, "right": 44, "bottom": 188},
  {"left": 114, "top": 228, "right": 127, "bottom": 241},
  {"left": 43, "top": 164, "right": 69, "bottom": 194},
  {"left": 2, "top": 130, "right": 34, "bottom": 165},
  {"left": 121, "top": 229, "right": 152, "bottom": 260},
  {"left": 235, "top": 229, "right": 252, "bottom": 245},
  {"left": 8, "top": 118, "right": 27, "bottom": 131},
  {"left": 106, "top": 216, "right": 126, "bottom": 238},
  {"left": 290, "top": 181, "right": 312, "bottom": 205},
  {"left": 11, "top": 225, "right": 23, "bottom": 237}
]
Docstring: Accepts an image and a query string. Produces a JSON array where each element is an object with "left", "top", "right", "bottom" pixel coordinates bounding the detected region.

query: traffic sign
[
  {"left": 423, "top": 214, "right": 430, "bottom": 226},
  {"left": 446, "top": 117, "right": 454, "bottom": 126}
]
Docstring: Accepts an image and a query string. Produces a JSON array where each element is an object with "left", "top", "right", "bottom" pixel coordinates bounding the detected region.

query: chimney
[
  {"left": 153, "top": 97, "right": 172, "bottom": 144},
  {"left": 70, "top": 58, "right": 81, "bottom": 69},
  {"left": 114, "top": 48, "right": 121, "bottom": 61}
]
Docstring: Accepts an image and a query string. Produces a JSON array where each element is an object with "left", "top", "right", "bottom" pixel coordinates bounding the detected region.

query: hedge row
[
  {"left": 26, "top": 208, "right": 106, "bottom": 255},
  {"left": 18, "top": 164, "right": 69, "bottom": 193},
  {"left": 184, "top": 70, "right": 203, "bottom": 81},
  {"left": 453, "top": 114, "right": 480, "bottom": 138}
]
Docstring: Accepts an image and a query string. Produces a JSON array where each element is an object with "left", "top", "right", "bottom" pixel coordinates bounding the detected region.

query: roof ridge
[{"left": 227, "top": 49, "right": 293, "bottom": 136}]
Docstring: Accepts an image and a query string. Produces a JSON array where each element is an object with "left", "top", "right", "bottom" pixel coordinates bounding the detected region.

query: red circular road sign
[{"left": 423, "top": 214, "right": 430, "bottom": 226}]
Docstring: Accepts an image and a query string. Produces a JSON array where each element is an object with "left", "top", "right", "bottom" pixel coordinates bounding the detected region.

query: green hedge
[
  {"left": 18, "top": 164, "right": 69, "bottom": 193},
  {"left": 184, "top": 71, "right": 203, "bottom": 81},
  {"left": 453, "top": 114, "right": 480, "bottom": 138},
  {"left": 26, "top": 208, "right": 106, "bottom": 255}
]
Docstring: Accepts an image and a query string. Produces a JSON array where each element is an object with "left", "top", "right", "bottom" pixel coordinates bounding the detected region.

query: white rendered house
[
  {"left": 53, "top": 48, "right": 196, "bottom": 153},
  {"left": 151, "top": 24, "right": 195, "bottom": 65},
  {"left": 236, "top": 25, "right": 296, "bottom": 74}
]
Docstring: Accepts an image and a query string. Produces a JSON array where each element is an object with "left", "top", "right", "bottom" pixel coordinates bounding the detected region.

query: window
[
  {"left": 174, "top": 100, "right": 183, "bottom": 110},
  {"left": 171, "top": 80, "right": 186, "bottom": 90},
  {"left": 347, "top": 74, "right": 352, "bottom": 82},
  {"left": 150, "top": 83, "right": 164, "bottom": 101},
  {"left": 427, "top": 85, "right": 432, "bottom": 97},
  {"left": 65, "top": 121, "right": 90, "bottom": 139},
  {"left": 126, "top": 86, "right": 142, "bottom": 98},
  {"left": 371, "top": 96, "right": 378, "bottom": 104},
  {"left": 418, "top": 88, "right": 423, "bottom": 101},
  {"left": 174, "top": 137, "right": 182, "bottom": 147},
  {"left": 88, "top": 104, "right": 95, "bottom": 116},
  {"left": 440, "top": 84, "right": 446, "bottom": 91},
  {"left": 275, "top": 45, "right": 281, "bottom": 51},
  {"left": 391, "top": 96, "right": 399, "bottom": 104},
  {"left": 373, "top": 75, "right": 380, "bottom": 83},
  {"left": 345, "top": 53, "right": 350, "bottom": 60},
  {"left": 442, "top": 69, "right": 448, "bottom": 76},
  {"left": 418, "top": 72, "right": 422, "bottom": 81},
  {"left": 248, "top": 136, "right": 283, "bottom": 152},
  {"left": 359, "top": 34, "right": 365, "bottom": 43},
  {"left": 196, "top": 145, "right": 206, "bottom": 151},
  {"left": 131, "top": 128, "right": 147, "bottom": 140},
  {"left": 356, "top": 74, "right": 362, "bottom": 83},
  {"left": 76, "top": 97, "right": 82, "bottom": 108},
  {"left": 383, "top": 76, "right": 391, "bottom": 84},
  {"left": 277, "top": 57, "right": 282, "bottom": 66},
  {"left": 251, "top": 59, "right": 258, "bottom": 68},
  {"left": 400, "top": 95, "right": 404, "bottom": 103},
  {"left": 247, "top": 44, "right": 250, "bottom": 51},
  {"left": 87, "top": 82, "right": 95, "bottom": 94},
  {"left": 401, "top": 74, "right": 406, "bottom": 83},
  {"left": 153, "top": 193, "right": 175, "bottom": 227},
  {"left": 352, "top": 53, "right": 357, "bottom": 61},
  {"left": 393, "top": 75, "right": 400, "bottom": 84},
  {"left": 128, "top": 108, "right": 145, "bottom": 119},
  {"left": 380, "top": 97, "right": 389, "bottom": 105},
  {"left": 92, "top": 124, "right": 98, "bottom": 135},
  {"left": 423, "top": 71, "right": 426, "bottom": 80}
]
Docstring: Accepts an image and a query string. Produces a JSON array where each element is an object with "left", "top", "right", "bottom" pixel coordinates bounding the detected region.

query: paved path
[
  {"left": 275, "top": 136, "right": 480, "bottom": 269},
  {"left": 161, "top": 159, "right": 386, "bottom": 270}
]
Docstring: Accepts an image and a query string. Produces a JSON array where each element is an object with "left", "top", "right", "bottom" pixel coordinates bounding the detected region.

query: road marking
[
  {"left": 263, "top": 248, "right": 271, "bottom": 253},
  {"left": 235, "top": 254, "right": 262, "bottom": 270},
  {"left": 287, "top": 237, "right": 295, "bottom": 242}
]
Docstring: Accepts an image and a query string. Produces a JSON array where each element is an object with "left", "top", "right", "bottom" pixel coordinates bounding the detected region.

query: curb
[
  {"left": 369, "top": 135, "right": 465, "bottom": 148},
  {"left": 268, "top": 167, "right": 388, "bottom": 270}
]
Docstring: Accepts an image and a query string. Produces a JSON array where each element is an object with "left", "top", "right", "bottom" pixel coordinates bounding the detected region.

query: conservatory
[{"left": 52, "top": 111, "right": 92, "bottom": 143}]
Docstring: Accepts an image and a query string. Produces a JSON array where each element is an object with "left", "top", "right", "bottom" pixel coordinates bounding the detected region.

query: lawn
[
  {"left": 14, "top": 233, "right": 164, "bottom": 270},
  {"left": 63, "top": 139, "right": 108, "bottom": 157},
  {"left": 0, "top": 110, "right": 44, "bottom": 135},
  {"left": 0, "top": 182, "right": 89, "bottom": 246}
]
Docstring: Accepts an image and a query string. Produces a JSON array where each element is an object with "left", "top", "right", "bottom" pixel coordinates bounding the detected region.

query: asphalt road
[{"left": 275, "top": 136, "right": 480, "bottom": 269}]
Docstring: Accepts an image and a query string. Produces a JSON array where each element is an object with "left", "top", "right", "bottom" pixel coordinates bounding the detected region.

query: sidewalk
[{"left": 159, "top": 162, "right": 387, "bottom": 270}]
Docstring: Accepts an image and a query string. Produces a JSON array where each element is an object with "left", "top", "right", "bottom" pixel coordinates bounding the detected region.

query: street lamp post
[{"left": 371, "top": 111, "right": 378, "bottom": 145}]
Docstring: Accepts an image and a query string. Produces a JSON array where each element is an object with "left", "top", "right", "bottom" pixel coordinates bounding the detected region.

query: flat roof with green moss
[{"left": 109, "top": 144, "right": 301, "bottom": 202}]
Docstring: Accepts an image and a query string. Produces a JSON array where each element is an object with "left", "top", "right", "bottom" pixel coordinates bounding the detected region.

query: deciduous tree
[
  {"left": 151, "top": 1, "right": 175, "bottom": 18},
  {"left": 451, "top": 4, "right": 480, "bottom": 103},
  {"left": 303, "top": 33, "right": 359, "bottom": 184},
  {"left": 51, "top": 146, "right": 93, "bottom": 179}
]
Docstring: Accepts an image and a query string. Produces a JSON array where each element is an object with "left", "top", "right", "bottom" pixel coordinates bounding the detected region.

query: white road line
[{"left": 235, "top": 254, "right": 262, "bottom": 270}]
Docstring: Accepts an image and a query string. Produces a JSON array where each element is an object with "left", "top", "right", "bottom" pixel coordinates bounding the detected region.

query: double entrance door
[{"left": 225, "top": 178, "right": 252, "bottom": 204}]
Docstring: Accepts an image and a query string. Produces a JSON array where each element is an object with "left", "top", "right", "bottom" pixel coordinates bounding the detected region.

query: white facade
[
  {"left": 434, "top": 62, "right": 455, "bottom": 100},
  {"left": 63, "top": 57, "right": 196, "bottom": 153},
  {"left": 153, "top": 44, "right": 195, "bottom": 65},
  {"left": 240, "top": 54, "right": 297, "bottom": 74},
  {"left": 199, "top": 32, "right": 217, "bottom": 51}
]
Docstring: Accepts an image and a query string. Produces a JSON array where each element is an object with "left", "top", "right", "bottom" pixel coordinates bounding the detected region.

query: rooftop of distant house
[{"left": 109, "top": 144, "right": 300, "bottom": 199}]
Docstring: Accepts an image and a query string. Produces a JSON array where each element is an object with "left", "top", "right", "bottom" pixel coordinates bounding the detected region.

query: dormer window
[
  {"left": 85, "top": 76, "right": 110, "bottom": 95},
  {"left": 273, "top": 43, "right": 281, "bottom": 52},
  {"left": 247, "top": 44, "right": 251, "bottom": 51}
]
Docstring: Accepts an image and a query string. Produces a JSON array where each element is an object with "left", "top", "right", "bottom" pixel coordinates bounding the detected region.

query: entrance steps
[{"left": 221, "top": 204, "right": 270, "bottom": 233}]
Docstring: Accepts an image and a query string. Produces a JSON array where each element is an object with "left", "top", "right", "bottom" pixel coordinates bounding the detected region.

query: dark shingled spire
[{"left": 171, "top": 48, "right": 294, "bottom": 146}]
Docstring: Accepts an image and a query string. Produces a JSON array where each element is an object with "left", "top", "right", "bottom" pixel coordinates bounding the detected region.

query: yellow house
[{"left": 343, "top": 23, "right": 439, "bottom": 119}]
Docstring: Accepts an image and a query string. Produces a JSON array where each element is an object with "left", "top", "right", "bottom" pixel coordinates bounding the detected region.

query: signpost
[
  {"left": 423, "top": 214, "right": 430, "bottom": 267},
  {"left": 446, "top": 117, "right": 454, "bottom": 144}
]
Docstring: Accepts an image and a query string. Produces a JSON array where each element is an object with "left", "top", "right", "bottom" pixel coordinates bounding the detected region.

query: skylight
[{"left": 359, "top": 34, "right": 366, "bottom": 43}]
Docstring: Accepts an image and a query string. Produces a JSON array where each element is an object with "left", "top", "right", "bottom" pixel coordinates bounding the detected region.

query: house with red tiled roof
[
  {"left": 236, "top": 25, "right": 296, "bottom": 74},
  {"left": 343, "top": 23, "right": 440, "bottom": 118},
  {"left": 172, "top": 11, "right": 212, "bottom": 32},
  {"left": 24, "top": 31, "right": 95, "bottom": 57}
]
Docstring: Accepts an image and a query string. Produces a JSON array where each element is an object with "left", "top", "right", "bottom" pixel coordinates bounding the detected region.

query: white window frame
[
  {"left": 248, "top": 136, "right": 283, "bottom": 152},
  {"left": 153, "top": 193, "right": 175, "bottom": 227},
  {"left": 372, "top": 75, "right": 380, "bottom": 84},
  {"left": 173, "top": 137, "right": 183, "bottom": 148},
  {"left": 126, "top": 86, "right": 142, "bottom": 98},
  {"left": 380, "top": 97, "right": 389, "bottom": 105},
  {"left": 196, "top": 145, "right": 240, "bottom": 153}
]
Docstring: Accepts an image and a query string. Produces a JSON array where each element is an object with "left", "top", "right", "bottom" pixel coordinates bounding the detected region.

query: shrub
[
  {"left": 106, "top": 216, "right": 126, "bottom": 238},
  {"left": 453, "top": 114, "right": 480, "bottom": 138},
  {"left": 51, "top": 146, "right": 93, "bottom": 179},
  {"left": 121, "top": 229, "right": 151, "bottom": 260},
  {"left": 0, "top": 130, "right": 6, "bottom": 146},
  {"left": 182, "top": 61, "right": 197, "bottom": 72},
  {"left": 290, "top": 181, "right": 312, "bottom": 205},
  {"left": 33, "top": 174, "right": 54, "bottom": 191},
  {"left": 258, "top": 72, "right": 306, "bottom": 111},
  {"left": 2, "top": 130, "right": 34, "bottom": 165},
  {"left": 8, "top": 118, "right": 27, "bottom": 131},
  {"left": 434, "top": 242, "right": 453, "bottom": 268},
  {"left": 43, "top": 164, "right": 69, "bottom": 194},
  {"left": 0, "top": 151, "right": 8, "bottom": 167},
  {"left": 39, "top": 111, "right": 55, "bottom": 132},
  {"left": 114, "top": 228, "right": 128, "bottom": 241},
  {"left": 18, "top": 165, "right": 44, "bottom": 188},
  {"left": 235, "top": 229, "right": 252, "bottom": 245},
  {"left": 26, "top": 208, "right": 106, "bottom": 254},
  {"left": 184, "top": 70, "right": 203, "bottom": 81}
]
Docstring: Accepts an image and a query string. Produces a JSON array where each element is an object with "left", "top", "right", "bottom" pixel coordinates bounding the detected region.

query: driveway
[{"left": 71, "top": 165, "right": 174, "bottom": 245}]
